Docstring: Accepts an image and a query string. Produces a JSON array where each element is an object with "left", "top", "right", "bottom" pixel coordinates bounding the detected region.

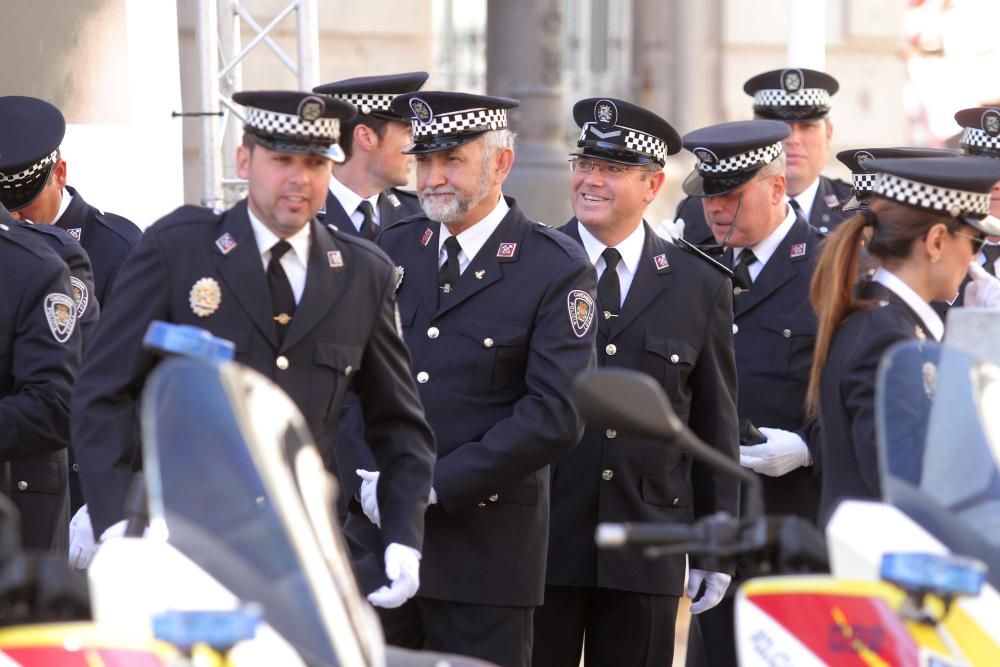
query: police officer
[
  {"left": 0, "top": 95, "right": 137, "bottom": 515},
  {"left": 533, "top": 98, "right": 739, "bottom": 667},
  {"left": 677, "top": 68, "right": 852, "bottom": 245},
  {"left": 0, "top": 204, "right": 81, "bottom": 552},
  {"left": 312, "top": 72, "right": 427, "bottom": 237},
  {"left": 345, "top": 91, "right": 597, "bottom": 667},
  {"left": 70, "top": 91, "right": 436, "bottom": 609},
  {"left": 678, "top": 120, "right": 823, "bottom": 666}
]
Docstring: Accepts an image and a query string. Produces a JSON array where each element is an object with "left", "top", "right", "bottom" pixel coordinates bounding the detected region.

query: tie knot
[
  {"left": 443, "top": 235, "right": 462, "bottom": 258},
  {"left": 357, "top": 200, "right": 375, "bottom": 218},
  {"left": 270, "top": 240, "right": 292, "bottom": 261},
  {"left": 738, "top": 247, "right": 757, "bottom": 266},
  {"left": 602, "top": 247, "right": 622, "bottom": 271},
  {"left": 788, "top": 198, "right": 802, "bottom": 212}
]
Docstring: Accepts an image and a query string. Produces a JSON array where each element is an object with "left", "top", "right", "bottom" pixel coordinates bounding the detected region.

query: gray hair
[
  {"left": 481, "top": 128, "right": 517, "bottom": 162},
  {"left": 758, "top": 151, "right": 787, "bottom": 179}
]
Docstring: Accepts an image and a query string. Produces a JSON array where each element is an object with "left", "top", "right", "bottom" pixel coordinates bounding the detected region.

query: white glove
[
  {"left": 687, "top": 568, "right": 731, "bottom": 614},
  {"left": 69, "top": 505, "right": 98, "bottom": 569},
  {"left": 740, "top": 427, "right": 811, "bottom": 477},
  {"left": 356, "top": 469, "right": 381, "bottom": 527},
  {"left": 428, "top": 487, "right": 438, "bottom": 505},
  {"left": 367, "top": 543, "right": 421, "bottom": 609},
  {"left": 656, "top": 217, "right": 685, "bottom": 241},
  {"left": 964, "top": 261, "right": 1000, "bottom": 309}
]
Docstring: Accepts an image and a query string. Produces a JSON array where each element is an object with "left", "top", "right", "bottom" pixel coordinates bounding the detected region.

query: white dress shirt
[
  {"left": 438, "top": 195, "right": 510, "bottom": 274},
  {"left": 329, "top": 173, "right": 380, "bottom": 232},
  {"left": 247, "top": 207, "right": 310, "bottom": 303},
  {"left": 789, "top": 176, "right": 820, "bottom": 223},
  {"left": 734, "top": 204, "right": 797, "bottom": 283},
  {"left": 577, "top": 220, "right": 645, "bottom": 307}
]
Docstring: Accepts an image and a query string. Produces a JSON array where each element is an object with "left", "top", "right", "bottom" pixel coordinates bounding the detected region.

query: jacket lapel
[
  {"left": 281, "top": 218, "right": 349, "bottom": 350},
  {"left": 212, "top": 201, "right": 279, "bottom": 349},
  {"left": 318, "top": 191, "right": 361, "bottom": 237},
  {"left": 733, "top": 218, "right": 811, "bottom": 318},
  {"left": 863, "top": 281, "right": 936, "bottom": 342},
  {"left": 54, "top": 186, "right": 89, "bottom": 239},
  {"left": 608, "top": 223, "right": 671, "bottom": 340}
]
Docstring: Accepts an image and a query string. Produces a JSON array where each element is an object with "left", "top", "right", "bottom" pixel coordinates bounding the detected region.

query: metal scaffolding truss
[{"left": 194, "top": 0, "right": 320, "bottom": 209}]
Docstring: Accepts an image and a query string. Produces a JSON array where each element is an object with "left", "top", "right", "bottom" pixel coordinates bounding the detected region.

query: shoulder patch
[
  {"left": 675, "top": 236, "right": 734, "bottom": 277},
  {"left": 44, "top": 292, "right": 77, "bottom": 342}
]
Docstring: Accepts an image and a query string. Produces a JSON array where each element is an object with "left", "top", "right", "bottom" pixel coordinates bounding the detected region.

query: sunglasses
[{"left": 953, "top": 230, "right": 988, "bottom": 254}]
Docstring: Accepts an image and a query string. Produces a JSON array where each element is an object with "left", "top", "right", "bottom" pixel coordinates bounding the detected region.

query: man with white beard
[{"left": 342, "top": 91, "right": 597, "bottom": 667}]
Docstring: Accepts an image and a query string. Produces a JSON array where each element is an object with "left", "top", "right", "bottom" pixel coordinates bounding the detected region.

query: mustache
[{"left": 420, "top": 187, "right": 457, "bottom": 197}]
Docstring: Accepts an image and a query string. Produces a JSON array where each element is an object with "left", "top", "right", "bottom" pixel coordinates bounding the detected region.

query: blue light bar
[
  {"left": 143, "top": 321, "right": 235, "bottom": 362},
  {"left": 880, "top": 552, "right": 987, "bottom": 598},
  {"left": 153, "top": 608, "right": 261, "bottom": 650}
]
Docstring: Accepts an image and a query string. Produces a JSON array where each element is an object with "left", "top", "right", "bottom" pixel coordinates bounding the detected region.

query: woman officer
[{"left": 807, "top": 155, "right": 1000, "bottom": 523}]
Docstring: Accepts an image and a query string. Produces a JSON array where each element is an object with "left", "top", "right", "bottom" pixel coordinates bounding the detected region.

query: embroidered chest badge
[{"left": 189, "top": 277, "right": 222, "bottom": 317}]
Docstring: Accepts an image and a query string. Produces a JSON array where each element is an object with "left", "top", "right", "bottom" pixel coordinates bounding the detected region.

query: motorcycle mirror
[{"left": 573, "top": 368, "right": 765, "bottom": 520}]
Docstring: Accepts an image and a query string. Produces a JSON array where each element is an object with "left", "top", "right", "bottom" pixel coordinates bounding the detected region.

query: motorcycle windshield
[
  {"left": 141, "top": 357, "right": 376, "bottom": 667},
  {"left": 876, "top": 340, "right": 1000, "bottom": 581}
]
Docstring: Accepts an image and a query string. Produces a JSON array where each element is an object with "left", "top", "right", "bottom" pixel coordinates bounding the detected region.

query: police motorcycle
[
  {"left": 0, "top": 322, "right": 493, "bottom": 666},
  {"left": 576, "top": 329, "right": 1000, "bottom": 664}
]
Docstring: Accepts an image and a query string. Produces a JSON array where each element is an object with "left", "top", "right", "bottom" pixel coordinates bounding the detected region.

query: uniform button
[
  {"left": 489, "top": 494, "right": 499, "bottom": 502},
  {"left": 275, "top": 355, "right": 289, "bottom": 370},
  {"left": 16, "top": 481, "right": 27, "bottom": 491},
  {"left": 733, "top": 324, "right": 739, "bottom": 335},
  {"left": 820, "top": 226, "right": 830, "bottom": 234},
  {"left": 672, "top": 497, "right": 680, "bottom": 506},
  {"left": 782, "top": 329, "right": 792, "bottom": 338},
  {"left": 416, "top": 371, "right": 429, "bottom": 384},
  {"left": 478, "top": 502, "right": 487, "bottom": 508},
  {"left": 605, "top": 428, "right": 617, "bottom": 439},
  {"left": 733, "top": 286, "right": 743, "bottom": 296},
  {"left": 483, "top": 338, "right": 494, "bottom": 348},
  {"left": 72, "top": 463, "right": 80, "bottom": 472},
  {"left": 427, "top": 326, "right": 440, "bottom": 339},
  {"left": 669, "top": 354, "right": 679, "bottom": 364},
  {"left": 605, "top": 344, "right": 617, "bottom": 356},
  {"left": 601, "top": 469, "right": 614, "bottom": 481},
  {"left": 344, "top": 365, "right": 353, "bottom": 377}
]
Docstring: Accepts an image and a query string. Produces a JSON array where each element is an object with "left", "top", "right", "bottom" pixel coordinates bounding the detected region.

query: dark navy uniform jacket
[
  {"left": 71, "top": 201, "right": 436, "bottom": 547},
  {"left": 0, "top": 216, "right": 81, "bottom": 551},
  {"left": 319, "top": 187, "right": 422, "bottom": 237},
  {"left": 54, "top": 186, "right": 141, "bottom": 305},
  {"left": 729, "top": 216, "right": 826, "bottom": 522},
  {"left": 818, "top": 281, "right": 934, "bottom": 524},
  {"left": 346, "top": 198, "right": 597, "bottom": 607},
  {"left": 546, "top": 220, "right": 739, "bottom": 597},
  {"left": 676, "top": 175, "right": 852, "bottom": 245}
]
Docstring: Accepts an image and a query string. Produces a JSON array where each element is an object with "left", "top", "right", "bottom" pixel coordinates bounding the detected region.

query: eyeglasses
[
  {"left": 569, "top": 158, "right": 649, "bottom": 178},
  {"left": 953, "top": 230, "right": 988, "bottom": 254}
]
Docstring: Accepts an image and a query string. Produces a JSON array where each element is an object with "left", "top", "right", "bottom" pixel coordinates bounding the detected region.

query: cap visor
[
  {"left": 569, "top": 147, "right": 657, "bottom": 166},
  {"left": 841, "top": 195, "right": 866, "bottom": 212},
  {"left": 966, "top": 213, "right": 1000, "bottom": 236},
  {"left": 402, "top": 131, "right": 487, "bottom": 155},
  {"left": 754, "top": 107, "right": 830, "bottom": 122},
  {"left": 0, "top": 165, "right": 53, "bottom": 212}
]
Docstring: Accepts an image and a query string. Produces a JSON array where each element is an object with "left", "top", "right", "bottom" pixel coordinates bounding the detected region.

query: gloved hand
[
  {"left": 356, "top": 469, "right": 381, "bottom": 527},
  {"left": 740, "top": 427, "right": 811, "bottom": 477},
  {"left": 655, "top": 217, "right": 685, "bottom": 241},
  {"left": 687, "top": 568, "right": 731, "bottom": 614},
  {"left": 69, "top": 505, "right": 98, "bottom": 569},
  {"left": 367, "top": 543, "right": 421, "bottom": 609},
  {"left": 964, "top": 261, "right": 1000, "bottom": 309}
]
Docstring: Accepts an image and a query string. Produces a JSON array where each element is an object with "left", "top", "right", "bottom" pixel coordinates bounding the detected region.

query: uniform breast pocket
[
  {"left": 640, "top": 468, "right": 692, "bottom": 518},
  {"left": 455, "top": 318, "right": 529, "bottom": 395},
  {"left": 309, "top": 341, "right": 364, "bottom": 424},
  {"left": 761, "top": 316, "right": 816, "bottom": 379},
  {"left": 643, "top": 334, "right": 697, "bottom": 417}
]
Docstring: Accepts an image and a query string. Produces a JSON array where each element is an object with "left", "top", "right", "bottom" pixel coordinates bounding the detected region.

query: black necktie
[
  {"left": 357, "top": 200, "right": 378, "bottom": 240},
  {"left": 438, "top": 236, "right": 462, "bottom": 303},
  {"left": 732, "top": 247, "right": 757, "bottom": 292},
  {"left": 983, "top": 245, "right": 1000, "bottom": 277},
  {"left": 788, "top": 198, "right": 804, "bottom": 220},
  {"left": 598, "top": 247, "right": 622, "bottom": 321},
  {"left": 268, "top": 240, "right": 296, "bottom": 342}
]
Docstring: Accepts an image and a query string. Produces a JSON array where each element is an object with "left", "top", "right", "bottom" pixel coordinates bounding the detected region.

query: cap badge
[
  {"left": 215, "top": 232, "right": 238, "bottom": 254},
  {"left": 44, "top": 293, "right": 77, "bottom": 343},
  {"left": 189, "top": 277, "right": 222, "bottom": 318},
  {"left": 497, "top": 242, "right": 517, "bottom": 258},
  {"left": 328, "top": 250, "right": 344, "bottom": 268},
  {"left": 854, "top": 151, "right": 876, "bottom": 169},
  {"left": 420, "top": 228, "right": 433, "bottom": 247},
  {"left": 567, "top": 289, "right": 596, "bottom": 338},
  {"left": 70, "top": 276, "right": 89, "bottom": 319},
  {"left": 297, "top": 95, "right": 326, "bottom": 122},
  {"left": 66, "top": 228, "right": 82, "bottom": 241},
  {"left": 781, "top": 68, "right": 803, "bottom": 93},
  {"left": 790, "top": 242, "right": 807, "bottom": 258},
  {"left": 410, "top": 97, "right": 433, "bottom": 124},
  {"left": 693, "top": 147, "right": 719, "bottom": 165},
  {"left": 594, "top": 99, "right": 618, "bottom": 126},
  {"left": 982, "top": 109, "right": 1000, "bottom": 137},
  {"left": 653, "top": 254, "right": 670, "bottom": 271}
]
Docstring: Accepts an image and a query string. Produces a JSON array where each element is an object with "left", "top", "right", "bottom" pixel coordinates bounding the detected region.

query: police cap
[
  {"left": 681, "top": 120, "right": 790, "bottom": 197},
  {"left": 0, "top": 96, "right": 65, "bottom": 212},
  {"left": 389, "top": 91, "right": 519, "bottom": 154},
  {"left": 313, "top": 72, "right": 429, "bottom": 121},
  {"left": 569, "top": 97, "right": 681, "bottom": 167},
  {"left": 232, "top": 90, "right": 356, "bottom": 162}
]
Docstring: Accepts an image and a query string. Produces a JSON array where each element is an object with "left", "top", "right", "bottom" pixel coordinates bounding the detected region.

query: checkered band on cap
[
  {"left": 753, "top": 88, "right": 831, "bottom": 109},
  {"left": 852, "top": 172, "right": 877, "bottom": 194},
  {"left": 697, "top": 141, "right": 783, "bottom": 175},
  {"left": 335, "top": 92, "right": 396, "bottom": 115},
  {"left": 412, "top": 108, "right": 508, "bottom": 139},
  {"left": 873, "top": 171, "right": 990, "bottom": 217},
  {"left": 246, "top": 107, "right": 340, "bottom": 142},
  {"left": 960, "top": 127, "right": 1000, "bottom": 153},
  {"left": 0, "top": 149, "right": 58, "bottom": 187},
  {"left": 578, "top": 123, "right": 668, "bottom": 163}
]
